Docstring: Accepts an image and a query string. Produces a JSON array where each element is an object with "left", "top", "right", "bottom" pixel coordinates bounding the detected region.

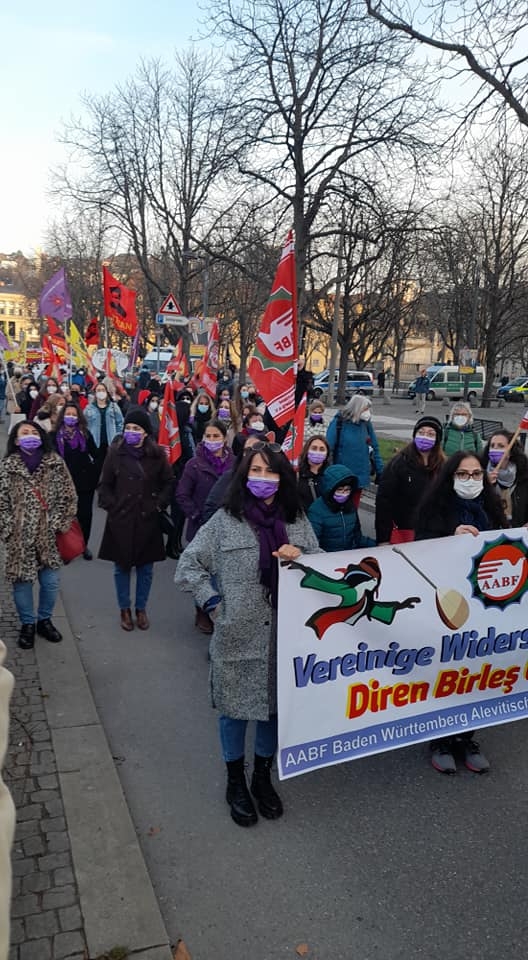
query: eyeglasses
[
  {"left": 244, "top": 441, "right": 282, "bottom": 453},
  {"left": 455, "top": 470, "right": 484, "bottom": 481}
]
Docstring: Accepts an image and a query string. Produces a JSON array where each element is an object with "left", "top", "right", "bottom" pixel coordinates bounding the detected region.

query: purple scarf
[
  {"left": 56, "top": 425, "right": 87, "bottom": 458},
  {"left": 19, "top": 449, "right": 43, "bottom": 475},
  {"left": 200, "top": 442, "right": 232, "bottom": 475},
  {"left": 244, "top": 496, "right": 289, "bottom": 608}
]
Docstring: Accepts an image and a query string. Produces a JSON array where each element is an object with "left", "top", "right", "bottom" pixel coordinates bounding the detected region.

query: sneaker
[
  {"left": 430, "top": 739, "right": 456, "bottom": 774},
  {"left": 462, "top": 739, "right": 490, "bottom": 774},
  {"left": 18, "top": 623, "right": 36, "bottom": 650},
  {"left": 83, "top": 548, "right": 93, "bottom": 560},
  {"left": 36, "top": 619, "right": 62, "bottom": 643}
]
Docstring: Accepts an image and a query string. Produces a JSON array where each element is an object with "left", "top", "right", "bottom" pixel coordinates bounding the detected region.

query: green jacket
[{"left": 442, "top": 425, "right": 483, "bottom": 457}]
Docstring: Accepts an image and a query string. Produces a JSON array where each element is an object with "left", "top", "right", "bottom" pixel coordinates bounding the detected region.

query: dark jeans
[{"left": 76, "top": 490, "right": 95, "bottom": 545}]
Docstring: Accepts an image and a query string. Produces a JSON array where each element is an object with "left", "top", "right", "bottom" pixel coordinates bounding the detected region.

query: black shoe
[
  {"left": 83, "top": 548, "right": 93, "bottom": 560},
  {"left": 36, "top": 619, "right": 62, "bottom": 643},
  {"left": 18, "top": 623, "right": 35, "bottom": 650},
  {"left": 226, "top": 758, "right": 258, "bottom": 827},
  {"left": 251, "top": 754, "right": 283, "bottom": 819}
]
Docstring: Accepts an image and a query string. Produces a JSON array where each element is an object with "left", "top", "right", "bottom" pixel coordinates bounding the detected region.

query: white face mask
[
  {"left": 29, "top": 388, "right": 38, "bottom": 399},
  {"left": 149, "top": 401, "right": 158, "bottom": 411},
  {"left": 251, "top": 421, "right": 265, "bottom": 432},
  {"left": 47, "top": 385, "right": 58, "bottom": 394},
  {"left": 60, "top": 384, "right": 69, "bottom": 394},
  {"left": 454, "top": 478, "right": 483, "bottom": 499},
  {"left": 360, "top": 410, "right": 371, "bottom": 421},
  {"left": 452, "top": 415, "right": 467, "bottom": 428},
  {"left": 95, "top": 391, "right": 107, "bottom": 401}
]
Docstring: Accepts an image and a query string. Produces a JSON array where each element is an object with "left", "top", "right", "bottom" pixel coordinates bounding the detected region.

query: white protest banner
[{"left": 277, "top": 529, "right": 528, "bottom": 779}]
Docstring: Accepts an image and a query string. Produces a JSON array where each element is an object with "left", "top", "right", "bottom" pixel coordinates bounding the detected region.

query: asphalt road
[{"left": 60, "top": 402, "right": 528, "bottom": 960}]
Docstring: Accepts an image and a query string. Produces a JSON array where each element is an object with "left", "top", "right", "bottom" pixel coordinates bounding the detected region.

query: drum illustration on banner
[{"left": 277, "top": 530, "right": 528, "bottom": 780}]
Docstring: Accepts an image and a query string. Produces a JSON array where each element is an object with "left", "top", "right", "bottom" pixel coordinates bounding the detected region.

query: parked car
[
  {"left": 496, "top": 377, "right": 528, "bottom": 401},
  {"left": 407, "top": 365, "right": 486, "bottom": 402},
  {"left": 313, "top": 369, "right": 373, "bottom": 401}
]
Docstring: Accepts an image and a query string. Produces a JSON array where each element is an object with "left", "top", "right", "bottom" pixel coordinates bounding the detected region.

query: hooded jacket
[{"left": 307, "top": 464, "right": 375, "bottom": 552}]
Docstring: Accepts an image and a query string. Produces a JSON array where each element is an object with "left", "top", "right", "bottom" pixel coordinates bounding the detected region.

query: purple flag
[
  {"left": 39, "top": 267, "right": 72, "bottom": 323},
  {"left": 0, "top": 329, "right": 9, "bottom": 350}
]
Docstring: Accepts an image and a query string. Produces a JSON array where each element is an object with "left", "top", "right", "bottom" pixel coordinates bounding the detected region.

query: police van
[
  {"left": 313, "top": 369, "right": 373, "bottom": 401},
  {"left": 408, "top": 365, "right": 485, "bottom": 402}
]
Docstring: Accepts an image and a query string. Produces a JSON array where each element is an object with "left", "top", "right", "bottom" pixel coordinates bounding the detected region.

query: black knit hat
[
  {"left": 124, "top": 406, "right": 153, "bottom": 435},
  {"left": 413, "top": 416, "right": 443, "bottom": 445}
]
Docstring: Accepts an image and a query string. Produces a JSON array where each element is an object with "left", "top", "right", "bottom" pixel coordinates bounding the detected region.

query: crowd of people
[{"left": 0, "top": 355, "right": 524, "bottom": 827}]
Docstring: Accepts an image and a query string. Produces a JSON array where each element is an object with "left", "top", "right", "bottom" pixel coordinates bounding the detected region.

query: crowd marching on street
[{"left": 0, "top": 347, "right": 526, "bottom": 823}]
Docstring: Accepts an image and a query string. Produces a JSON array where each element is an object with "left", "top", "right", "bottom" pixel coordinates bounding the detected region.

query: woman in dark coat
[
  {"left": 307, "top": 464, "right": 375, "bottom": 552},
  {"left": 297, "top": 435, "right": 331, "bottom": 512},
  {"left": 375, "top": 416, "right": 445, "bottom": 544},
  {"left": 52, "top": 402, "right": 99, "bottom": 560},
  {"left": 98, "top": 407, "right": 173, "bottom": 632},
  {"left": 415, "top": 450, "right": 506, "bottom": 776}
]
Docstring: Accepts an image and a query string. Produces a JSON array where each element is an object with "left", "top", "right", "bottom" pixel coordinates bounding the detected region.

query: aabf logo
[{"left": 469, "top": 537, "right": 528, "bottom": 609}]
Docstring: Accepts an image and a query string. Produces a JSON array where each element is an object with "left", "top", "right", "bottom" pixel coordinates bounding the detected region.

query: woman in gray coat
[{"left": 176, "top": 444, "right": 321, "bottom": 828}]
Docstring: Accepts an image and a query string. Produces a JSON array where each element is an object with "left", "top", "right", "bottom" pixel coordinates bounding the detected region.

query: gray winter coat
[{"left": 175, "top": 508, "right": 321, "bottom": 721}]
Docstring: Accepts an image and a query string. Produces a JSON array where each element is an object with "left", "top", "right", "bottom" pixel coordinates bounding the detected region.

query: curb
[{"left": 35, "top": 595, "right": 173, "bottom": 960}]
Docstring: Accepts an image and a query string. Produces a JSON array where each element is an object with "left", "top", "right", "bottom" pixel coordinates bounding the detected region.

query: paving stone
[
  {"left": 58, "top": 904, "right": 82, "bottom": 931},
  {"left": 54, "top": 866, "right": 74, "bottom": 886},
  {"left": 10, "top": 893, "right": 39, "bottom": 917},
  {"left": 42, "top": 885, "right": 76, "bottom": 910},
  {"left": 14, "top": 821, "right": 39, "bottom": 840},
  {"left": 46, "top": 831, "right": 70, "bottom": 854},
  {"left": 53, "top": 931, "right": 86, "bottom": 958},
  {"left": 22, "top": 835, "right": 46, "bottom": 857},
  {"left": 16, "top": 804, "right": 43, "bottom": 822},
  {"left": 19, "top": 939, "right": 52, "bottom": 960},
  {"left": 38, "top": 851, "right": 70, "bottom": 871},
  {"left": 25, "top": 909, "right": 60, "bottom": 938},
  {"left": 44, "top": 798, "right": 64, "bottom": 818},
  {"left": 22, "top": 872, "right": 52, "bottom": 894},
  {"left": 12, "top": 858, "right": 36, "bottom": 877},
  {"left": 42, "top": 816, "right": 66, "bottom": 833},
  {"left": 30, "top": 789, "right": 58, "bottom": 804},
  {"left": 9, "top": 918, "right": 25, "bottom": 944},
  {"left": 38, "top": 774, "right": 59, "bottom": 790}
]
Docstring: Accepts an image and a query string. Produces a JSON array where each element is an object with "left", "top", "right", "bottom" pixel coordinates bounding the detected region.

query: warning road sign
[{"left": 159, "top": 292, "right": 183, "bottom": 316}]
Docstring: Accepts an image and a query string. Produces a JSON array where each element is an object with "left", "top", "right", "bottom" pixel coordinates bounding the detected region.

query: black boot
[
  {"left": 36, "top": 619, "right": 62, "bottom": 643},
  {"left": 18, "top": 623, "right": 36, "bottom": 650},
  {"left": 226, "top": 758, "right": 258, "bottom": 827},
  {"left": 251, "top": 754, "right": 283, "bottom": 820}
]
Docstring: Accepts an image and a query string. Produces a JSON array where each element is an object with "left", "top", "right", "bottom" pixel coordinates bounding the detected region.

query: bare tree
[
  {"left": 366, "top": 0, "right": 528, "bottom": 127},
  {"left": 211, "top": 0, "right": 437, "bottom": 318}
]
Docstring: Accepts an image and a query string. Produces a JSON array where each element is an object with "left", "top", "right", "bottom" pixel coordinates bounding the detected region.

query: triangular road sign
[{"left": 159, "top": 292, "right": 183, "bottom": 316}]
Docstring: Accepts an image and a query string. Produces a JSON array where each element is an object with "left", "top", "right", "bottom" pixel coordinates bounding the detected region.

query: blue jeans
[
  {"left": 219, "top": 714, "right": 278, "bottom": 762},
  {"left": 113, "top": 563, "right": 153, "bottom": 611},
  {"left": 13, "top": 568, "right": 60, "bottom": 624}
]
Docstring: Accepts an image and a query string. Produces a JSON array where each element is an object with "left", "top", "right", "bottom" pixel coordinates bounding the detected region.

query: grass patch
[
  {"left": 377, "top": 436, "right": 406, "bottom": 464},
  {"left": 95, "top": 948, "right": 129, "bottom": 960}
]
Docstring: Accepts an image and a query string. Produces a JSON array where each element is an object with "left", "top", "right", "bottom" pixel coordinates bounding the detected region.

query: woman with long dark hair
[
  {"left": 415, "top": 450, "right": 507, "bottom": 775},
  {"left": 297, "top": 435, "right": 331, "bottom": 512},
  {"left": 176, "top": 445, "right": 320, "bottom": 827},
  {"left": 0, "top": 420, "right": 77, "bottom": 650},
  {"left": 52, "top": 402, "right": 99, "bottom": 559},
  {"left": 482, "top": 429, "right": 528, "bottom": 527}
]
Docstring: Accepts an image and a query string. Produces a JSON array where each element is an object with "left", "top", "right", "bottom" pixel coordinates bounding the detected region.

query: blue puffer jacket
[
  {"left": 307, "top": 464, "right": 376, "bottom": 552},
  {"left": 326, "top": 414, "right": 383, "bottom": 488}
]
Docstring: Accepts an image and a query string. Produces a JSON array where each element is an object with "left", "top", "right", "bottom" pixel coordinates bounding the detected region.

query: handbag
[
  {"left": 30, "top": 488, "right": 86, "bottom": 562},
  {"left": 389, "top": 523, "right": 415, "bottom": 545}
]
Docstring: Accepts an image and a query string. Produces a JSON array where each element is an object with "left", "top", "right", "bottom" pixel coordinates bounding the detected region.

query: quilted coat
[
  {"left": 175, "top": 507, "right": 321, "bottom": 720},
  {"left": 0, "top": 452, "right": 77, "bottom": 582}
]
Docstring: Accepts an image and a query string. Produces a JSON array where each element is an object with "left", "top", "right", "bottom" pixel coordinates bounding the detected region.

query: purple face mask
[
  {"left": 124, "top": 430, "right": 143, "bottom": 446},
  {"left": 310, "top": 413, "right": 323, "bottom": 422},
  {"left": 18, "top": 434, "right": 42, "bottom": 452},
  {"left": 217, "top": 408, "right": 230, "bottom": 419},
  {"left": 308, "top": 450, "right": 326, "bottom": 465},
  {"left": 333, "top": 491, "right": 350, "bottom": 504},
  {"left": 204, "top": 439, "right": 224, "bottom": 452},
  {"left": 488, "top": 448, "right": 504, "bottom": 465},
  {"left": 414, "top": 435, "right": 436, "bottom": 452},
  {"left": 64, "top": 415, "right": 78, "bottom": 427},
  {"left": 247, "top": 477, "right": 280, "bottom": 499}
]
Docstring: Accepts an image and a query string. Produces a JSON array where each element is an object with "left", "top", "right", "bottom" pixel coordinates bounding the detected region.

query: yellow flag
[{"left": 68, "top": 322, "right": 90, "bottom": 366}]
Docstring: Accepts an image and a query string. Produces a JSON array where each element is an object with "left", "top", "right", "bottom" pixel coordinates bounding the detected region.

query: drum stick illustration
[{"left": 392, "top": 546, "right": 469, "bottom": 630}]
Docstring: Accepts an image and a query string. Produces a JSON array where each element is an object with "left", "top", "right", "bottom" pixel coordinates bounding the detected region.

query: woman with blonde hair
[
  {"left": 189, "top": 392, "right": 215, "bottom": 442},
  {"left": 304, "top": 399, "right": 328, "bottom": 441},
  {"left": 35, "top": 394, "right": 67, "bottom": 433}
]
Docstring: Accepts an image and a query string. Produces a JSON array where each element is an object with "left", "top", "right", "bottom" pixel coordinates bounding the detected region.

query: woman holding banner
[
  {"left": 483, "top": 429, "right": 528, "bottom": 527},
  {"left": 415, "top": 451, "right": 507, "bottom": 774},
  {"left": 176, "top": 445, "right": 320, "bottom": 827}
]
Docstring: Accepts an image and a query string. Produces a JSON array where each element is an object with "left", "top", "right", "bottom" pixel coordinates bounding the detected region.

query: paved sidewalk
[
  {"left": 2, "top": 562, "right": 88, "bottom": 960},
  {"left": 2, "top": 545, "right": 174, "bottom": 960}
]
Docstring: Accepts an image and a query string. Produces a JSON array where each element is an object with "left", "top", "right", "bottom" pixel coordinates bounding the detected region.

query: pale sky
[{"left": 0, "top": 2, "right": 202, "bottom": 255}]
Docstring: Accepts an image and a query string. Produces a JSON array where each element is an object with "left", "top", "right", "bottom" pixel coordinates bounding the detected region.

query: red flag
[
  {"left": 103, "top": 266, "right": 138, "bottom": 337},
  {"left": 104, "top": 349, "right": 118, "bottom": 380},
  {"left": 281, "top": 392, "right": 306, "bottom": 470},
  {"left": 196, "top": 321, "right": 220, "bottom": 399},
  {"left": 46, "top": 318, "right": 68, "bottom": 360},
  {"left": 41, "top": 335, "right": 62, "bottom": 381},
  {"left": 158, "top": 381, "right": 181, "bottom": 464},
  {"left": 248, "top": 231, "right": 297, "bottom": 427},
  {"left": 85, "top": 318, "right": 100, "bottom": 347},
  {"left": 520, "top": 410, "right": 528, "bottom": 431},
  {"left": 166, "top": 339, "right": 190, "bottom": 379}
]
